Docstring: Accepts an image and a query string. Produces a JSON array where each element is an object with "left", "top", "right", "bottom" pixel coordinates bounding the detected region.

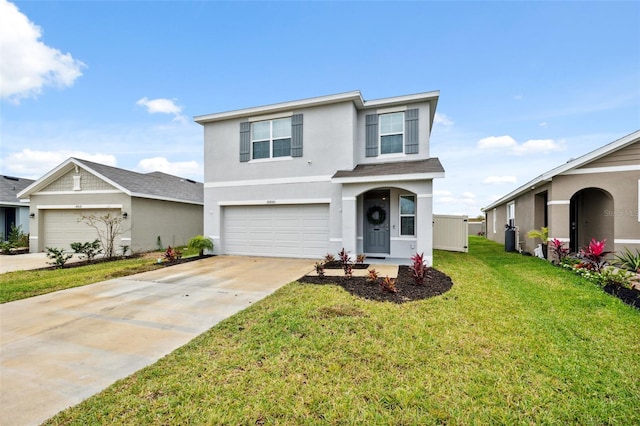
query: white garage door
[
  {"left": 223, "top": 204, "right": 329, "bottom": 258},
  {"left": 43, "top": 209, "right": 119, "bottom": 251}
]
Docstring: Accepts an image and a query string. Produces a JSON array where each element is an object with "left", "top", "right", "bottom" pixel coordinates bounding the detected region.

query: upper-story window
[
  {"left": 366, "top": 108, "right": 419, "bottom": 157},
  {"left": 251, "top": 117, "right": 292, "bottom": 159},
  {"left": 380, "top": 112, "right": 404, "bottom": 154},
  {"left": 240, "top": 114, "right": 303, "bottom": 162}
]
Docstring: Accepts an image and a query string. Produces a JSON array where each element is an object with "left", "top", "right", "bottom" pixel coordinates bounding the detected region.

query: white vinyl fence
[{"left": 433, "top": 214, "right": 469, "bottom": 253}]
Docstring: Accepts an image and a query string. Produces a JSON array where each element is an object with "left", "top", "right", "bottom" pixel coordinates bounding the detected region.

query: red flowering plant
[
  {"left": 549, "top": 238, "right": 570, "bottom": 264},
  {"left": 577, "top": 238, "right": 612, "bottom": 273}
]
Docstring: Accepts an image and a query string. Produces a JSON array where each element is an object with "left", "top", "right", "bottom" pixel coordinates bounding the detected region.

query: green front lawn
[{"left": 41, "top": 236, "right": 640, "bottom": 424}]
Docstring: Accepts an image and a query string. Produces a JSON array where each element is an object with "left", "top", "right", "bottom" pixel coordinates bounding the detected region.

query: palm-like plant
[
  {"left": 613, "top": 248, "right": 640, "bottom": 273},
  {"left": 187, "top": 235, "right": 214, "bottom": 257},
  {"left": 526, "top": 227, "right": 549, "bottom": 244}
]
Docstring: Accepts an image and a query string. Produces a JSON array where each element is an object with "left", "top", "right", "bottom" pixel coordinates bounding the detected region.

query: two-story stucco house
[{"left": 195, "top": 90, "right": 445, "bottom": 263}]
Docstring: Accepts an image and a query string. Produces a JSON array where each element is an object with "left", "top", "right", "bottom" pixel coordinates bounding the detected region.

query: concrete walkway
[
  {"left": 0, "top": 252, "right": 85, "bottom": 273},
  {"left": 0, "top": 256, "right": 313, "bottom": 426}
]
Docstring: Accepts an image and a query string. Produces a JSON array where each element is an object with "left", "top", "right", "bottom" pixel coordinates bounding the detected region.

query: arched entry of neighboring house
[{"left": 569, "top": 187, "right": 614, "bottom": 252}]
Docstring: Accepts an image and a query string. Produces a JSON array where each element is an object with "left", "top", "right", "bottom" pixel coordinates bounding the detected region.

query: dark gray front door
[{"left": 364, "top": 190, "right": 390, "bottom": 254}]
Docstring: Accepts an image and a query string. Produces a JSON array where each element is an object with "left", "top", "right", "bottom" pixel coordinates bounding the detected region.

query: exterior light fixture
[
  {"left": 29, "top": 213, "right": 35, "bottom": 218},
  {"left": 122, "top": 212, "right": 128, "bottom": 219}
]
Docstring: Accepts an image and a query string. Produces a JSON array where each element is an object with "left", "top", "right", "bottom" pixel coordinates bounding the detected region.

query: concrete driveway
[{"left": 0, "top": 256, "right": 313, "bottom": 426}]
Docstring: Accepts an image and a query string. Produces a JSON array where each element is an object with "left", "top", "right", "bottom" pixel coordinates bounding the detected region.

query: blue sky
[{"left": 1, "top": 0, "right": 638, "bottom": 217}]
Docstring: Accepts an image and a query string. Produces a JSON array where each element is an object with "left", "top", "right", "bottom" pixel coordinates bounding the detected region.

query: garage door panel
[
  {"left": 43, "top": 209, "right": 118, "bottom": 251},
  {"left": 223, "top": 205, "right": 329, "bottom": 258}
]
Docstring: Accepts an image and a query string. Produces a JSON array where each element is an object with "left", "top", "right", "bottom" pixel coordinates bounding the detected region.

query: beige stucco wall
[
  {"left": 486, "top": 170, "right": 639, "bottom": 255},
  {"left": 130, "top": 197, "right": 203, "bottom": 253},
  {"left": 551, "top": 170, "right": 639, "bottom": 253}
]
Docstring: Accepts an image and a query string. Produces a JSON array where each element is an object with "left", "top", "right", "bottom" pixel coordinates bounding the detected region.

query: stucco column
[
  {"left": 341, "top": 196, "right": 357, "bottom": 256},
  {"left": 416, "top": 194, "right": 433, "bottom": 265}
]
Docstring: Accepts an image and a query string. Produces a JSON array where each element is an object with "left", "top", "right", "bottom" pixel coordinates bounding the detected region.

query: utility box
[{"left": 505, "top": 225, "right": 516, "bottom": 252}]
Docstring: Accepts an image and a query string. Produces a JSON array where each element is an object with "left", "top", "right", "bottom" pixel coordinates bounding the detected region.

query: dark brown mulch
[
  {"left": 298, "top": 265, "right": 453, "bottom": 304},
  {"left": 603, "top": 284, "right": 640, "bottom": 309}
]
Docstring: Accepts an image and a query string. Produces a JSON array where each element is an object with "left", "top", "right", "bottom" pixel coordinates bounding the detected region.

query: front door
[{"left": 364, "top": 190, "right": 390, "bottom": 255}]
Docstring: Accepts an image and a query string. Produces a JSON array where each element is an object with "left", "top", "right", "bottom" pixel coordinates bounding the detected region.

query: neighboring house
[
  {"left": 17, "top": 158, "right": 203, "bottom": 254},
  {"left": 194, "top": 90, "right": 445, "bottom": 263},
  {"left": 483, "top": 130, "right": 640, "bottom": 256},
  {"left": 1, "top": 175, "right": 35, "bottom": 239}
]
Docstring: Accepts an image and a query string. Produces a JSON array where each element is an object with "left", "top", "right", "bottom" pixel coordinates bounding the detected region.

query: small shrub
[
  {"left": 70, "top": 239, "right": 102, "bottom": 261},
  {"left": 344, "top": 263, "right": 353, "bottom": 279},
  {"left": 410, "top": 252, "right": 429, "bottom": 286},
  {"left": 338, "top": 248, "right": 352, "bottom": 277},
  {"left": 120, "top": 245, "right": 130, "bottom": 256},
  {"left": 549, "top": 238, "right": 570, "bottom": 264},
  {"left": 187, "top": 235, "right": 214, "bottom": 257},
  {"left": 614, "top": 247, "right": 640, "bottom": 273},
  {"left": 577, "top": 238, "right": 611, "bottom": 273},
  {"left": 314, "top": 262, "right": 325, "bottom": 277},
  {"left": 356, "top": 254, "right": 366, "bottom": 264},
  {"left": 366, "top": 268, "right": 379, "bottom": 284},
  {"left": 324, "top": 253, "right": 336, "bottom": 263},
  {"left": 596, "top": 267, "right": 634, "bottom": 289},
  {"left": 164, "top": 246, "right": 181, "bottom": 263},
  {"left": 46, "top": 247, "right": 73, "bottom": 268},
  {"left": 380, "top": 276, "right": 397, "bottom": 293}
]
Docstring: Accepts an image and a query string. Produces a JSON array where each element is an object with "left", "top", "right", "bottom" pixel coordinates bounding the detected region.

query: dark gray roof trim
[
  {"left": 332, "top": 158, "right": 445, "bottom": 179},
  {"left": 1, "top": 175, "right": 35, "bottom": 205}
]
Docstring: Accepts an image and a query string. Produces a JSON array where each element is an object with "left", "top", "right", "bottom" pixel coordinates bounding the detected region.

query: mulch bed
[
  {"left": 298, "top": 265, "right": 453, "bottom": 304},
  {"left": 603, "top": 284, "right": 640, "bottom": 309}
]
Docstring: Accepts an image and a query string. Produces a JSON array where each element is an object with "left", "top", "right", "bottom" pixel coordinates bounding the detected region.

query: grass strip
[{"left": 33, "top": 237, "right": 640, "bottom": 424}]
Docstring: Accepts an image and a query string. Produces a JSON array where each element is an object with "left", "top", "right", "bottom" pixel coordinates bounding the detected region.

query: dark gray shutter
[
  {"left": 291, "top": 113, "right": 303, "bottom": 157},
  {"left": 365, "top": 113, "right": 378, "bottom": 157},
  {"left": 239, "top": 121, "right": 250, "bottom": 162},
  {"left": 405, "top": 108, "right": 419, "bottom": 154}
]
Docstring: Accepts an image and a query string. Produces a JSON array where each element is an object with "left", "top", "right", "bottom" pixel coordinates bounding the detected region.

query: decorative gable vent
[{"left": 73, "top": 175, "right": 81, "bottom": 191}]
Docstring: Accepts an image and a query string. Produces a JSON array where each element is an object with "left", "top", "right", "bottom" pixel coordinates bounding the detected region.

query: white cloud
[
  {"left": 483, "top": 176, "right": 517, "bottom": 184},
  {"left": 434, "top": 113, "right": 454, "bottom": 127},
  {"left": 1, "top": 149, "right": 116, "bottom": 178},
  {"left": 478, "top": 135, "right": 564, "bottom": 156},
  {"left": 136, "top": 97, "right": 186, "bottom": 122},
  {"left": 477, "top": 135, "right": 517, "bottom": 150},
  {"left": 136, "top": 157, "right": 202, "bottom": 179},
  {"left": 462, "top": 192, "right": 475, "bottom": 199},
  {"left": 513, "top": 139, "right": 563, "bottom": 155},
  {"left": 0, "top": 0, "right": 85, "bottom": 102},
  {"left": 539, "top": 121, "right": 548, "bottom": 127},
  {"left": 433, "top": 189, "right": 452, "bottom": 196}
]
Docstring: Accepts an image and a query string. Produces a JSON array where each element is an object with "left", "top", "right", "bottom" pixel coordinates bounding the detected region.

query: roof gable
[
  {"left": 482, "top": 129, "right": 640, "bottom": 211},
  {"left": 18, "top": 158, "right": 203, "bottom": 204}
]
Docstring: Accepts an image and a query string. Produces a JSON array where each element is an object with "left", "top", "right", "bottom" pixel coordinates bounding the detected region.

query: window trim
[
  {"left": 250, "top": 117, "right": 293, "bottom": 160},
  {"left": 379, "top": 111, "right": 405, "bottom": 156},
  {"left": 507, "top": 201, "right": 515, "bottom": 227},
  {"left": 399, "top": 194, "right": 416, "bottom": 236},
  {"left": 493, "top": 208, "right": 497, "bottom": 233}
]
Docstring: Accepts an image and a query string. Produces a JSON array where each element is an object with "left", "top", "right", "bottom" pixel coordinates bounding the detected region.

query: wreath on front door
[{"left": 366, "top": 205, "right": 386, "bottom": 225}]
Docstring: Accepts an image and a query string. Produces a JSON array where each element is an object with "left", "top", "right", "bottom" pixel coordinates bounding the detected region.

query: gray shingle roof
[
  {"left": 1, "top": 175, "right": 35, "bottom": 205},
  {"left": 74, "top": 159, "right": 203, "bottom": 204},
  {"left": 332, "top": 158, "right": 445, "bottom": 179}
]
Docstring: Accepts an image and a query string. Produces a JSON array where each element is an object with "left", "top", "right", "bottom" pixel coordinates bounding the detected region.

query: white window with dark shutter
[
  {"left": 366, "top": 108, "right": 419, "bottom": 157},
  {"left": 240, "top": 114, "right": 303, "bottom": 162}
]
